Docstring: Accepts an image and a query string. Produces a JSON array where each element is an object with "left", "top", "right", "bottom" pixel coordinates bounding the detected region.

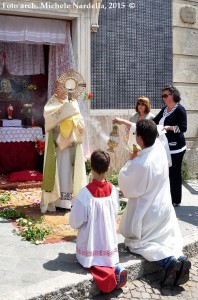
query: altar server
[{"left": 70, "top": 150, "right": 128, "bottom": 292}]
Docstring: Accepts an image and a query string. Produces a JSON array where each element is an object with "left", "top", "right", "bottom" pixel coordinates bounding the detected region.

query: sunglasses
[
  {"left": 161, "top": 94, "right": 171, "bottom": 99},
  {"left": 137, "top": 102, "right": 146, "bottom": 106}
]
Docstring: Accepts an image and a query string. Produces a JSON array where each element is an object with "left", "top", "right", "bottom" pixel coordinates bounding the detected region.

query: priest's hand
[
  {"left": 129, "top": 151, "right": 139, "bottom": 160},
  {"left": 163, "top": 125, "right": 173, "bottom": 131}
]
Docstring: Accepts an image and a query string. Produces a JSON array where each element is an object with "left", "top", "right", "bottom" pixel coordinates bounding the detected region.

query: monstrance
[{"left": 55, "top": 69, "right": 86, "bottom": 101}]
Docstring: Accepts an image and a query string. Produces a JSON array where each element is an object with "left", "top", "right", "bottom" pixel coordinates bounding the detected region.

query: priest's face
[{"left": 136, "top": 133, "right": 144, "bottom": 149}]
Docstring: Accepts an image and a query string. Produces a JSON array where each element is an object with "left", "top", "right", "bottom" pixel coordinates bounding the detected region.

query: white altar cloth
[{"left": 0, "top": 127, "right": 43, "bottom": 143}]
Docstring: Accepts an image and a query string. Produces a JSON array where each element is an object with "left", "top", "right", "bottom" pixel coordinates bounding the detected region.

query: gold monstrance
[
  {"left": 55, "top": 69, "right": 86, "bottom": 101},
  {"left": 107, "top": 123, "right": 119, "bottom": 153}
]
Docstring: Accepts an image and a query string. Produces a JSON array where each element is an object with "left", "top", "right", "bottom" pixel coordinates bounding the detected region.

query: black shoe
[
  {"left": 161, "top": 259, "right": 182, "bottom": 287},
  {"left": 173, "top": 203, "right": 180, "bottom": 207},
  {"left": 174, "top": 257, "right": 191, "bottom": 286}
]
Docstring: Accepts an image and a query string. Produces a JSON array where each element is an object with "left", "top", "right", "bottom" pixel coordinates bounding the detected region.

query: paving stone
[
  {"left": 193, "top": 276, "right": 198, "bottom": 281},
  {"left": 190, "top": 269, "right": 197, "bottom": 275},
  {"left": 152, "top": 287, "right": 161, "bottom": 294},
  {"left": 191, "top": 257, "right": 198, "bottom": 263},
  {"left": 133, "top": 280, "right": 144, "bottom": 287},
  {"left": 93, "top": 254, "right": 198, "bottom": 299},
  {"left": 146, "top": 288, "right": 153, "bottom": 294},
  {"left": 141, "top": 292, "right": 151, "bottom": 298},
  {"left": 130, "top": 291, "right": 142, "bottom": 298},
  {"left": 137, "top": 286, "right": 146, "bottom": 292},
  {"left": 151, "top": 295, "right": 160, "bottom": 299},
  {"left": 128, "top": 283, "right": 136, "bottom": 289},
  {"left": 122, "top": 287, "right": 130, "bottom": 294},
  {"left": 122, "top": 293, "right": 131, "bottom": 299}
]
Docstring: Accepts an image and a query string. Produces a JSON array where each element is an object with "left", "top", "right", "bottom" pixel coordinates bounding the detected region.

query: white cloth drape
[
  {"left": 47, "top": 20, "right": 90, "bottom": 157},
  {"left": 48, "top": 22, "right": 76, "bottom": 98},
  {"left": 78, "top": 98, "right": 91, "bottom": 158},
  {"left": 0, "top": 42, "right": 44, "bottom": 75},
  {"left": 0, "top": 15, "right": 67, "bottom": 45}
]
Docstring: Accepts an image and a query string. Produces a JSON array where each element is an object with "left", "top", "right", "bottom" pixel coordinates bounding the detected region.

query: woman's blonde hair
[{"left": 135, "top": 96, "right": 151, "bottom": 114}]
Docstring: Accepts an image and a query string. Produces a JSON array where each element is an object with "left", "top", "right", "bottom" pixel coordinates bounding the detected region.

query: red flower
[
  {"left": 35, "top": 139, "right": 45, "bottom": 155},
  {"left": 88, "top": 93, "right": 93, "bottom": 99},
  {"left": 83, "top": 92, "right": 93, "bottom": 100}
]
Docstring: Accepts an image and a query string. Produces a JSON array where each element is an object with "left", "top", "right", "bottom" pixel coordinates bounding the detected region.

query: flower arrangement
[
  {"left": 15, "top": 216, "right": 51, "bottom": 244},
  {"left": 83, "top": 92, "right": 93, "bottom": 100},
  {"left": 35, "top": 139, "right": 45, "bottom": 155}
]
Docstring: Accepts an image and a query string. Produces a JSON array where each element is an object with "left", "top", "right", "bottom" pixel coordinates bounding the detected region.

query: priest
[
  {"left": 40, "top": 91, "right": 87, "bottom": 213},
  {"left": 118, "top": 119, "right": 191, "bottom": 287}
]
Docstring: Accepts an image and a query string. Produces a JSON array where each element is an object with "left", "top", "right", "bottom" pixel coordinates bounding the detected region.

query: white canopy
[{"left": 0, "top": 15, "right": 67, "bottom": 45}]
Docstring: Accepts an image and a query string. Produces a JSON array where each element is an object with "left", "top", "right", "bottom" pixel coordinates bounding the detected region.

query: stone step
[{"left": 2, "top": 240, "right": 197, "bottom": 300}]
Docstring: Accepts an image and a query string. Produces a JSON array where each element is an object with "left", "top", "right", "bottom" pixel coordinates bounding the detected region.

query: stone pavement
[
  {"left": 0, "top": 182, "right": 197, "bottom": 300},
  {"left": 94, "top": 255, "right": 198, "bottom": 300}
]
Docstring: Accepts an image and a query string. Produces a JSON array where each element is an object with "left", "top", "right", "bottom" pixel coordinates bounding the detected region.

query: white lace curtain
[
  {"left": 0, "top": 14, "right": 68, "bottom": 76},
  {"left": 0, "top": 43, "right": 45, "bottom": 75},
  {"left": 48, "top": 22, "right": 90, "bottom": 157},
  {"left": 0, "top": 15, "right": 66, "bottom": 45},
  {"left": 48, "top": 22, "right": 76, "bottom": 98}
]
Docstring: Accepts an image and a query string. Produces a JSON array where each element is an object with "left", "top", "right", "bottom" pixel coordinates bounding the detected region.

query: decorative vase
[{"left": 22, "top": 113, "right": 32, "bottom": 127}]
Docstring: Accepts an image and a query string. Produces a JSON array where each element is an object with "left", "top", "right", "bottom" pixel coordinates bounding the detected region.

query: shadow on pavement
[
  {"left": 175, "top": 206, "right": 198, "bottom": 227},
  {"left": 43, "top": 252, "right": 86, "bottom": 273},
  {"left": 183, "top": 182, "right": 198, "bottom": 195}
]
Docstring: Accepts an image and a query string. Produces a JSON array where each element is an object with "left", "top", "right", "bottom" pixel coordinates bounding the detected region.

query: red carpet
[{"left": 0, "top": 174, "right": 42, "bottom": 190}]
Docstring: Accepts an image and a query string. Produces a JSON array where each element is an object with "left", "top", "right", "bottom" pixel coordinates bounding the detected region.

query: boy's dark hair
[
  {"left": 162, "top": 85, "right": 181, "bottom": 103},
  {"left": 91, "top": 150, "right": 110, "bottom": 175},
  {"left": 136, "top": 119, "right": 158, "bottom": 147}
]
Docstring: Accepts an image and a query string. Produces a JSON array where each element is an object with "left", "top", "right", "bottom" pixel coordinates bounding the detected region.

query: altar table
[{"left": 0, "top": 127, "right": 43, "bottom": 174}]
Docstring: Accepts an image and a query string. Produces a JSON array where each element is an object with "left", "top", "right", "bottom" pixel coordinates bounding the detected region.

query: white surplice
[
  {"left": 118, "top": 139, "right": 183, "bottom": 261},
  {"left": 69, "top": 186, "right": 120, "bottom": 268}
]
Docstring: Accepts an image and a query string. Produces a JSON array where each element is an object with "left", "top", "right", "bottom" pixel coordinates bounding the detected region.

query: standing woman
[
  {"left": 113, "top": 96, "right": 154, "bottom": 128},
  {"left": 113, "top": 96, "right": 154, "bottom": 153},
  {"left": 153, "top": 86, "right": 187, "bottom": 206},
  {"left": 129, "top": 96, "right": 155, "bottom": 123}
]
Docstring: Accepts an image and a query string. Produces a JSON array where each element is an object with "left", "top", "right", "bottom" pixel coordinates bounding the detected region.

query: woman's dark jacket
[{"left": 153, "top": 103, "right": 187, "bottom": 153}]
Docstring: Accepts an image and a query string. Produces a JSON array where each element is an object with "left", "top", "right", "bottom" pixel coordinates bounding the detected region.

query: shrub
[
  {"left": 106, "top": 171, "right": 118, "bottom": 186},
  {"left": 0, "top": 192, "right": 11, "bottom": 204}
]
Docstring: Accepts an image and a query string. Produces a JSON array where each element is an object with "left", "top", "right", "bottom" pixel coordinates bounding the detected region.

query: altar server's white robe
[
  {"left": 119, "top": 139, "right": 183, "bottom": 261},
  {"left": 70, "top": 186, "right": 119, "bottom": 268}
]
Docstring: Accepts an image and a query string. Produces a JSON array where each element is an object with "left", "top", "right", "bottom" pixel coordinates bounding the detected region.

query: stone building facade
[
  {"left": 91, "top": 0, "right": 172, "bottom": 110},
  {"left": 0, "top": 0, "right": 197, "bottom": 177},
  {"left": 90, "top": 0, "right": 198, "bottom": 178},
  {"left": 173, "top": 0, "right": 198, "bottom": 178}
]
